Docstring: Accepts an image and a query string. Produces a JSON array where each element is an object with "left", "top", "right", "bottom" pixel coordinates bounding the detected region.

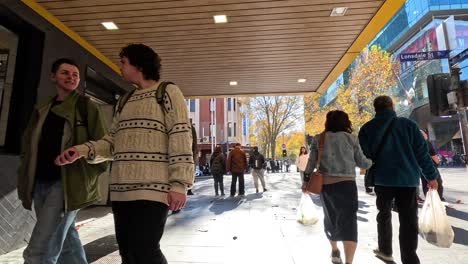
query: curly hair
[{"left": 119, "top": 44, "right": 161, "bottom": 81}]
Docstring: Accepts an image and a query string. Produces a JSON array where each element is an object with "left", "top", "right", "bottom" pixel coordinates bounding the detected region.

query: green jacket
[{"left": 17, "top": 90, "right": 108, "bottom": 212}]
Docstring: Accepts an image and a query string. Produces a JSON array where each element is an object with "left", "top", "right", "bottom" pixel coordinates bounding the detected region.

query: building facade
[
  {"left": 186, "top": 97, "right": 251, "bottom": 167},
  {"left": 307, "top": 0, "right": 468, "bottom": 162}
]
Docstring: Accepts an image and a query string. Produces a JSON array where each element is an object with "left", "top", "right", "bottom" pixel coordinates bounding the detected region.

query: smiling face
[{"left": 51, "top": 63, "right": 80, "bottom": 93}]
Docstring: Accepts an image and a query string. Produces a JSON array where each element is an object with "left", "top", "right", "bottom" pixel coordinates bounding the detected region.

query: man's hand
[
  {"left": 427, "top": 179, "right": 439, "bottom": 190},
  {"left": 55, "top": 147, "right": 80, "bottom": 166},
  {"left": 167, "top": 191, "right": 186, "bottom": 211}
]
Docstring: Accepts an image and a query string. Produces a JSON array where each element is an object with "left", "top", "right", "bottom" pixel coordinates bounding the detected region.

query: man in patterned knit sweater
[{"left": 56, "top": 44, "right": 194, "bottom": 264}]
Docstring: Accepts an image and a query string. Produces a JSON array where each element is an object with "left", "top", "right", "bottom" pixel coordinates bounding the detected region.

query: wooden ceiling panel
[{"left": 33, "top": 0, "right": 387, "bottom": 96}]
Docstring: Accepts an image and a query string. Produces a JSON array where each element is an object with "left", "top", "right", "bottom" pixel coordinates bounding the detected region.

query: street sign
[
  {"left": 449, "top": 47, "right": 468, "bottom": 66},
  {"left": 281, "top": 143, "right": 286, "bottom": 150},
  {"left": 399, "top": 50, "right": 450, "bottom": 62}
]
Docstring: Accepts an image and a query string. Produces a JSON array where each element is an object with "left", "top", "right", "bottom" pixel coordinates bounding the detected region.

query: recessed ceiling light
[
  {"left": 330, "top": 7, "right": 348, "bottom": 16},
  {"left": 298, "top": 79, "right": 307, "bottom": 83},
  {"left": 230, "top": 81, "right": 238, "bottom": 86},
  {"left": 214, "top": 15, "right": 228, "bottom": 24},
  {"left": 101, "top": 21, "right": 119, "bottom": 30}
]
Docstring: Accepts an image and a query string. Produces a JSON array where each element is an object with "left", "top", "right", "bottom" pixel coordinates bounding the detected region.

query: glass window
[
  {"left": 189, "top": 99, "right": 196, "bottom": 112},
  {"left": 233, "top": 98, "right": 236, "bottom": 111},
  {"left": 227, "top": 98, "right": 231, "bottom": 111},
  {"left": 227, "top": 122, "right": 232, "bottom": 137},
  {"left": 0, "top": 26, "right": 18, "bottom": 147},
  {"left": 234, "top": 122, "right": 237, "bottom": 137}
]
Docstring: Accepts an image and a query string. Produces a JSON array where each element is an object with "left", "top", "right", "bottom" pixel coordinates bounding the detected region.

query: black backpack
[{"left": 252, "top": 153, "right": 264, "bottom": 169}]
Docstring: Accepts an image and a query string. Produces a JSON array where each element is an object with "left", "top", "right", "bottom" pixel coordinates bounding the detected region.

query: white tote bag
[
  {"left": 296, "top": 193, "right": 319, "bottom": 225},
  {"left": 419, "top": 189, "right": 454, "bottom": 248}
]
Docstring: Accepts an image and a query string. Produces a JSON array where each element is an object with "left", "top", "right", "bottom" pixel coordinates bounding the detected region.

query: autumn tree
[
  {"left": 274, "top": 131, "right": 306, "bottom": 162},
  {"left": 305, "top": 45, "right": 400, "bottom": 135},
  {"left": 251, "top": 96, "right": 302, "bottom": 159}
]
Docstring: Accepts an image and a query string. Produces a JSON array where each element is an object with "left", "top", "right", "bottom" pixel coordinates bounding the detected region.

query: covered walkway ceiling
[{"left": 24, "top": 0, "right": 404, "bottom": 97}]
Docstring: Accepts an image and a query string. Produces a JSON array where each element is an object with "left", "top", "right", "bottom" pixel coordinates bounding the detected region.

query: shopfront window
[{"left": 0, "top": 26, "right": 18, "bottom": 147}]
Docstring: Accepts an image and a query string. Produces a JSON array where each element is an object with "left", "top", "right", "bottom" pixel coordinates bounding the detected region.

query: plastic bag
[
  {"left": 419, "top": 189, "right": 454, "bottom": 248},
  {"left": 296, "top": 193, "right": 319, "bottom": 225}
]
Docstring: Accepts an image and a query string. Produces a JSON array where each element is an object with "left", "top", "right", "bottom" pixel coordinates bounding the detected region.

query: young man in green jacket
[
  {"left": 17, "top": 58, "right": 108, "bottom": 263},
  {"left": 358, "top": 96, "right": 438, "bottom": 264}
]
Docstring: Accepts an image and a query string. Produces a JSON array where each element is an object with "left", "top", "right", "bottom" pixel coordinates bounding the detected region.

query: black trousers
[
  {"left": 213, "top": 173, "right": 224, "bottom": 195},
  {"left": 112, "top": 200, "right": 169, "bottom": 264},
  {"left": 375, "top": 186, "right": 419, "bottom": 264},
  {"left": 230, "top": 172, "right": 245, "bottom": 195}
]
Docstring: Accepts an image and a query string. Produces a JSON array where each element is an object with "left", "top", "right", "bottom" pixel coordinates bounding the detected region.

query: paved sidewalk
[{"left": 1, "top": 167, "right": 467, "bottom": 264}]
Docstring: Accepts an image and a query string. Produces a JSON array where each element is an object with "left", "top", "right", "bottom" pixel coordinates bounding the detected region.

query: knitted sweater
[{"left": 75, "top": 83, "right": 194, "bottom": 205}]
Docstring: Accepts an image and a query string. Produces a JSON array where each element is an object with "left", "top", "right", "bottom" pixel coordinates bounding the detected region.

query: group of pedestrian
[
  {"left": 303, "top": 96, "right": 439, "bottom": 264},
  {"left": 18, "top": 44, "right": 194, "bottom": 264},
  {"left": 209, "top": 144, "right": 268, "bottom": 197}
]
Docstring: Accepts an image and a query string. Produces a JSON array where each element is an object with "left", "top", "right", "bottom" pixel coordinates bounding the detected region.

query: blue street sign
[
  {"left": 399, "top": 50, "right": 450, "bottom": 62},
  {"left": 449, "top": 47, "right": 468, "bottom": 65}
]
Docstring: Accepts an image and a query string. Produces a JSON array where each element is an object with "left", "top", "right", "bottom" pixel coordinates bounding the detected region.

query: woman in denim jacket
[{"left": 304, "top": 110, "right": 372, "bottom": 264}]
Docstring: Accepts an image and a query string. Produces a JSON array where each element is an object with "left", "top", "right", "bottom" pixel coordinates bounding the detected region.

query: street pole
[{"left": 450, "top": 67, "right": 468, "bottom": 159}]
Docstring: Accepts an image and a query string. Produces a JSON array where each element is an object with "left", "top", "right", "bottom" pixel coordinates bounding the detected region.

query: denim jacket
[{"left": 304, "top": 132, "right": 372, "bottom": 178}]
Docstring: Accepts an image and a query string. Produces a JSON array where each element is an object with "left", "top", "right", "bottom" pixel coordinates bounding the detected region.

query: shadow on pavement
[
  {"left": 446, "top": 207, "right": 468, "bottom": 221},
  {"left": 84, "top": 234, "right": 119, "bottom": 263},
  {"left": 77, "top": 206, "right": 112, "bottom": 223},
  {"left": 452, "top": 226, "right": 468, "bottom": 246},
  {"left": 208, "top": 197, "right": 245, "bottom": 215}
]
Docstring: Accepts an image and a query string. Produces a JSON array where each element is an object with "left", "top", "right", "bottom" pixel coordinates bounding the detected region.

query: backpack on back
[
  {"left": 116, "top": 81, "right": 174, "bottom": 115},
  {"left": 211, "top": 154, "right": 226, "bottom": 175},
  {"left": 253, "top": 153, "right": 264, "bottom": 169}
]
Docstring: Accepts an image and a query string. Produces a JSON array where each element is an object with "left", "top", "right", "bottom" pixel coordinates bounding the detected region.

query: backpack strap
[
  {"left": 115, "top": 89, "right": 136, "bottom": 116},
  {"left": 76, "top": 94, "right": 90, "bottom": 143},
  {"left": 76, "top": 94, "right": 89, "bottom": 124},
  {"left": 156, "top": 81, "right": 174, "bottom": 111},
  {"left": 115, "top": 82, "right": 175, "bottom": 116}
]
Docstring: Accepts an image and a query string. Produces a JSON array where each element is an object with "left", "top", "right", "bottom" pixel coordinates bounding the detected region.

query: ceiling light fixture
[
  {"left": 214, "top": 15, "right": 228, "bottom": 24},
  {"left": 298, "top": 79, "right": 307, "bottom": 83},
  {"left": 101, "top": 22, "right": 119, "bottom": 30},
  {"left": 330, "top": 7, "right": 348, "bottom": 16},
  {"left": 230, "top": 81, "right": 238, "bottom": 86}
]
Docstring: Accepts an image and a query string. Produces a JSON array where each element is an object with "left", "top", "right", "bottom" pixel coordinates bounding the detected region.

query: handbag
[
  {"left": 305, "top": 132, "right": 325, "bottom": 194},
  {"left": 364, "top": 117, "right": 397, "bottom": 187}
]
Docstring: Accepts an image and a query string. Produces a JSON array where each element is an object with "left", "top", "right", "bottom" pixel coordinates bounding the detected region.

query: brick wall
[{"left": 0, "top": 155, "right": 35, "bottom": 255}]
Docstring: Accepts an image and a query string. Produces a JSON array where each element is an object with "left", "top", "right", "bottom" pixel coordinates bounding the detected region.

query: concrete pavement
[{"left": 1, "top": 167, "right": 467, "bottom": 264}]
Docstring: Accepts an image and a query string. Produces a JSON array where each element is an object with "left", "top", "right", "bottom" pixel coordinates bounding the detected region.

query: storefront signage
[{"left": 399, "top": 50, "right": 450, "bottom": 62}]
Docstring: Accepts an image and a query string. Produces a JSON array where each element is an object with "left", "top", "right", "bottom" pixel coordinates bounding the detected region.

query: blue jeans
[{"left": 23, "top": 181, "right": 87, "bottom": 264}]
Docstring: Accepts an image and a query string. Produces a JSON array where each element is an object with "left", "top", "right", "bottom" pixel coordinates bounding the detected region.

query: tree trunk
[{"left": 270, "top": 139, "right": 276, "bottom": 159}]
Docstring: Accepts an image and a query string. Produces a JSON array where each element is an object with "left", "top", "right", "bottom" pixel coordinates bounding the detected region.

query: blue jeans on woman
[{"left": 23, "top": 181, "right": 87, "bottom": 264}]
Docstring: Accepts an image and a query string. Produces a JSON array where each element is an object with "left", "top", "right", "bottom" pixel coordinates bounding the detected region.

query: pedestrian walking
[
  {"left": 296, "top": 146, "right": 309, "bottom": 184},
  {"left": 210, "top": 146, "right": 226, "bottom": 196},
  {"left": 304, "top": 110, "right": 372, "bottom": 264},
  {"left": 359, "top": 96, "right": 438, "bottom": 264},
  {"left": 226, "top": 143, "right": 247, "bottom": 196},
  {"left": 248, "top": 146, "right": 267, "bottom": 193},
  {"left": 56, "top": 44, "right": 194, "bottom": 264},
  {"left": 18, "top": 58, "right": 108, "bottom": 264}
]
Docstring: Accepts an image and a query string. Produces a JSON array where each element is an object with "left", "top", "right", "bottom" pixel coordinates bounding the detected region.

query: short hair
[
  {"left": 235, "top": 143, "right": 241, "bottom": 147},
  {"left": 119, "top": 44, "right": 161, "bottom": 81},
  {"left": 51, "top": 58, "right": 79, "bottom": 73},
  {"left": 253, "top": 146, "right": 258, "bottom": 151},
  {"left": 374, "top": 96, "right": 393, "bottom": 112},
  {"left": 325, "top": 110, "right": 353, "bottom": 133}
]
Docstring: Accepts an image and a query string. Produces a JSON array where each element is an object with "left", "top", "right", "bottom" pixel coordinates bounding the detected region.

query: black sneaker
[
  {"left": 263, "top": 188, "right": 268, "bottom": 192},
  {"left": 373, "top": 248, "right": 394, "bottom": 262}
]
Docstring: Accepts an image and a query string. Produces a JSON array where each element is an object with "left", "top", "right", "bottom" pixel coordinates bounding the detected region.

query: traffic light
[
  {"left": 427, "top": 73, "right": 452, "bottom": 116},
  {"left": 282, "top": 149, "right": 287, "bottom": 157}
]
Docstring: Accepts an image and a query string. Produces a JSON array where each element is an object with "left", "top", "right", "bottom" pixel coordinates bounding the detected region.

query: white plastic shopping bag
[
  {"left": 296, "top": 193, "right": 319, "bottom": 225},
  {"left": 419, "top": 189, "right": 454, "bottom": 248}
]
